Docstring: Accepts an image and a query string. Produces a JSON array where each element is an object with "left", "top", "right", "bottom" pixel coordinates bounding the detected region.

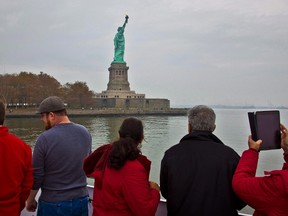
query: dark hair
[
  {"left": 108, "top": 118, "right": 144, "bottom": 169},
  {"left": 0, "top": 101, "right": 5, "bottom": 125}
]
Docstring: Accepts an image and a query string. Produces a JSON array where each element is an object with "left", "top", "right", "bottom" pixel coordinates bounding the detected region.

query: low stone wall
[
  {"left": 6, "top": 108, "right": 188, "bottom": 118},
  {"left": 94, "top": 97, "right": 170, "bottom": 111}
]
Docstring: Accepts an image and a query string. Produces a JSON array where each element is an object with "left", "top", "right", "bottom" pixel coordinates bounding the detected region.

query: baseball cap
[{"left": 37, "top": 96, "right": 66, "bottom": 114}]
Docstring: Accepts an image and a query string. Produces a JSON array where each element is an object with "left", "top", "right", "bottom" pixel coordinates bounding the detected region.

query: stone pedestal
[
  {"left": 95, "top": 63, "right": 145, "bottom": 100},
  {"left": 107, "top": 63, "right": 130, "bottom": 91},
  {"left": 94, "top": 63, "right": 170, "bottom": 110}
]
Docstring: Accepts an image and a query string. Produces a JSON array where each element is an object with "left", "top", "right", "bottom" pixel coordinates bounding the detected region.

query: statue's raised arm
[
  {"left": 122, "top": 15, "right": 129, "bottom": 30},
  {"left": 112, "top": 15, "right": 129, "bottom": 64}
]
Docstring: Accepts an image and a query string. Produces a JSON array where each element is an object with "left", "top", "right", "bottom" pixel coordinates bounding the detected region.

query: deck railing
[{"left": 20, "top": 185, "right": 252, "bottom": 216}]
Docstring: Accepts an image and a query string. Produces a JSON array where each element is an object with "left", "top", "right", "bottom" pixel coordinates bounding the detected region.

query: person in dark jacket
[{"left": 160, "top": 105, "right": 246, "bottom": 216}]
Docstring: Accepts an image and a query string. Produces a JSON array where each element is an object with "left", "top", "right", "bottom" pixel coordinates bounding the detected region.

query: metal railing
[{"left": 20, "top": 185, "right": 252, "bottom": 216}]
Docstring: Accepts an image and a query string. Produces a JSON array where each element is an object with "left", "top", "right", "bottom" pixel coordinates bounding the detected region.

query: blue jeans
[{"left": 37, "top": 196, "right": 89, "bottom": 216}]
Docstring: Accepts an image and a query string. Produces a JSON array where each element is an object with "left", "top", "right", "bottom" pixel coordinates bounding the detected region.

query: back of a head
[
  {"left": 119, "top": 117, "right": 144, "bottom": 144},
  {"left": 188, "top": 105, "right": 216, "bottom": 132},
  {"left": 37, "top": 96, "right": 66, "bottom": 115},
  {"left": 108, "top": 117, "right": 144, "bottom": 169},
  {"left": 0, "top": 101, "right": 5, "bottom": 125}
]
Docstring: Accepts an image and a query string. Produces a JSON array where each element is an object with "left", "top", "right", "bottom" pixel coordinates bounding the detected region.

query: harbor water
[{"left": 6, "top": 108, "right": 288, "bottom": 214}]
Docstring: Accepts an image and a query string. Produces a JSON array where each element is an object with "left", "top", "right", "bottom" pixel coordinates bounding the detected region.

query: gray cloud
[{"left": 1, "top": 0, "right": 288, "bottom": 106}]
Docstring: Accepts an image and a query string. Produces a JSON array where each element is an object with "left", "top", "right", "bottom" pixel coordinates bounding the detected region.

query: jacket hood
[
  {"left": 83, "top": 144, "right": 112, "bottom": 188},
  {"left": 83, "top": 143, "right": 151, "bottom": 189},
  {"left": 264, "top": 154, "right": 288, "bottom": 193}
]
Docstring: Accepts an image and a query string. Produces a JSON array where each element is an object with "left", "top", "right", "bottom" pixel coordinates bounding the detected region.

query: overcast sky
[{"left": 1, "top": 0, "right": 288, "bottom": 107}]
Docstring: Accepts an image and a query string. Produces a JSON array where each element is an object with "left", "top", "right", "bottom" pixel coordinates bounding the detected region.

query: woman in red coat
[
  {"left": 83, "top": 117, "right": 160, "bottom": 216},
  {"left": 232, "top": 124, "right": 288, "bottom": 216}
]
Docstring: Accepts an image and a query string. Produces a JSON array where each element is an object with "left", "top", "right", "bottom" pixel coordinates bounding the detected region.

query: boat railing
[
  {"left": 20, "top": 185, "right": 252, "bottom": 216},
  {"left": 155, "top": 198, "right": 251, "bottom": 216}
]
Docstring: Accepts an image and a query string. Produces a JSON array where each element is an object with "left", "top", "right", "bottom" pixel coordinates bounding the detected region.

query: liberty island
[
  {"left": 4, "top": 16, "right": 182, "bottom": 118},
  {"left": 94, "top": 15, "right": 170, "bottom": 111}
]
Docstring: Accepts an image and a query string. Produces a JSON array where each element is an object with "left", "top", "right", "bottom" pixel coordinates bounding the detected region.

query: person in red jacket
[
  {"left": 233, "top": 124, "right": 288, "bottom": 215},
  {"left": 0, "top": 101, "right": 33, "bottom": 216},
  {"left": 83, "top": 117, "right": 160, "bottom": 216}
]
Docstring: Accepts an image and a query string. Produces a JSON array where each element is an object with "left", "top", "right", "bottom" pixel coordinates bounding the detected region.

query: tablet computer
[{"left": 248, "top": 110, "right": 281, "bottom": 151}]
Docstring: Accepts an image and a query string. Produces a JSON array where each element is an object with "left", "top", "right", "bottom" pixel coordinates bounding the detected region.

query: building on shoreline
[
  {"left": 94, "top": 63, "right": 170, "bottom": 111},
  {"left": 94, "top": 16, "right": 170, "bottom": 111}
]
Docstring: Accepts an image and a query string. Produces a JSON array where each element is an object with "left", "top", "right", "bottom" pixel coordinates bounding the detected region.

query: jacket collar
[
  {"left": 180, "top": 130, "right": 224, "bottom": 145},
  {"left": 0, "top": 126, "right": 9, "bottom": 136}
]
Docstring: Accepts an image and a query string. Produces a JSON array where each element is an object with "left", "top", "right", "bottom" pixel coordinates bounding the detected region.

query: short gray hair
[{"left": 187, "top": 105, "right": 216, "bottom": 132}]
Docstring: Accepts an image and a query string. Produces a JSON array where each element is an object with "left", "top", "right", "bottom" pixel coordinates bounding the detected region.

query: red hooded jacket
[
  {"left": 232, "top": 149, "right": 288, "bottom": 216},
  {"left": 0, "top": 126, "right": 33, "bottom": 216},
  {"left": 83, "top": 144, "right": 160, "bottom": 216}
]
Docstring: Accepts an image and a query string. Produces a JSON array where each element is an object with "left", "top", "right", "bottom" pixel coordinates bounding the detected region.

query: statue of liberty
[{"left": 112, "top": 15, "right": 129, "bottom": 63}]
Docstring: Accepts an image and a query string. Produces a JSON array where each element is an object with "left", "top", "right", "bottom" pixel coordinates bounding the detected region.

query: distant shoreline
[
  {"left": 6, "top": 106, "right": 287, "bottom": 118},
  {"left": 5, "top": 108, "right": 189, "bottom": 118}
]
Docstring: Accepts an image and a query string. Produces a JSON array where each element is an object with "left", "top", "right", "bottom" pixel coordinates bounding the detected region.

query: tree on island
[{"left": 0, "top": 71, "right": 96, "bottom": 109}]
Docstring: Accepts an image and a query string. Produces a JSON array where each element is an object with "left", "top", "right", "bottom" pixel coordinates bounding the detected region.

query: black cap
[{"left": 37, "top": 96, "right": 65, "bottom": 114}]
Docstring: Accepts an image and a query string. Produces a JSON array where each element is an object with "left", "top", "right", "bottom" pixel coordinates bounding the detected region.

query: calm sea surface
[{"left": 5, "top": 108, "right": 288, "bottom": 214}]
